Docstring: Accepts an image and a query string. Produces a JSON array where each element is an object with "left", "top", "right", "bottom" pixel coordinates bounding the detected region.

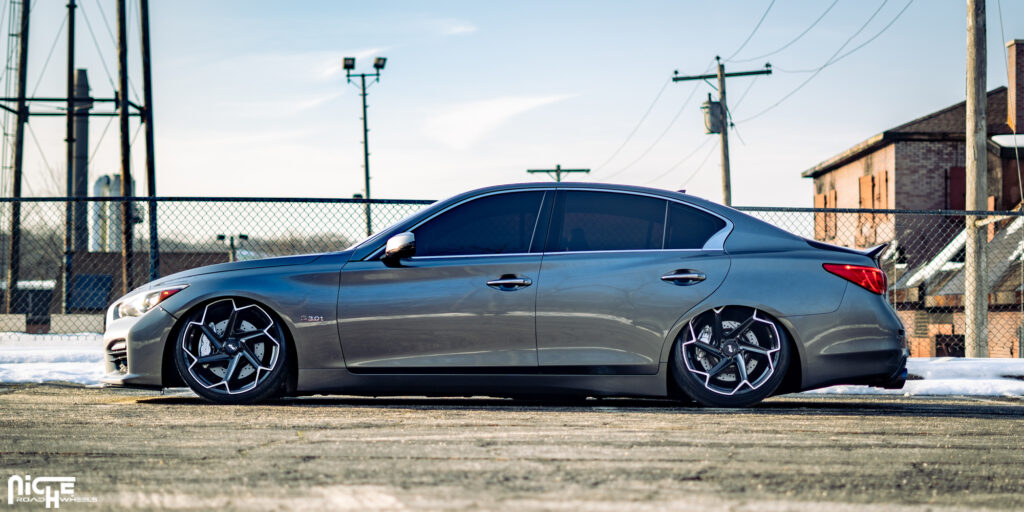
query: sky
[{"left": 9, "top": 0, "right": 1024, "bottom": 206}]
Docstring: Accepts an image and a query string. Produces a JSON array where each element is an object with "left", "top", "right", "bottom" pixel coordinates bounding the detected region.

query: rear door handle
[
  {"left": 661, "top": 270, "right": 706, "bottom": 285},
  {"left": 487, "top": 275, "right": 533, "bottom": 290}
]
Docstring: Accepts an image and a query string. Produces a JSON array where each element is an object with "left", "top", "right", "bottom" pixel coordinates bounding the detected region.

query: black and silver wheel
[
  {"left": 174, "top": 298, "right": 289, "bottom": 404},
  {"left": 671, "top": 306, "right": 790, "bottom": 407}
]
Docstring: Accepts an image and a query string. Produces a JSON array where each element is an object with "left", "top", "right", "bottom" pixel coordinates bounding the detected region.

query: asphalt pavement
[{"left": 1, "top": 384, "right": 1022, "bottom": 511}]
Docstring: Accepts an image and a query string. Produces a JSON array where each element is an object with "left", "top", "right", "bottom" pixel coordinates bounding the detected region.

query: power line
[
  {"left": 29, "top": 12, "right": 68, "bottom": 98},
  {"left": 680, "top": 138, "right": 721, "bottom": 189},
  {"left": 89, "top": 115, "right": 114, "bottom": 164},
  {"left": 725, "top": 0, "right": 776, "bottom": 61},
  {"left": 734, "top": 0, "right": 903, "bottom": 124},
  {"left": 593, "top": 78, "right": 671, "bottom": 171},
  {"left": 995, "top": 0, "right": 1024, "bottom": 353},
  {"left": 80, "top": 0, "right": 118, "bottom": 91},
  {"left": 772, "top": 0, "right": 914, "bottom": 74},
  {"left": 598, "top": 79, "right": 704, "bottom": 181},
  {"left": 642, "top": 136, "right": 714, "bottom": 186},
  {"left": 729, "top": 0, "right": 839, "bottom": 63}
]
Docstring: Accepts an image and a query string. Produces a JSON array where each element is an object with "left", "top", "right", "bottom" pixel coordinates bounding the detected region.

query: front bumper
[{"left": 100, "top": 306, "right": 178, "bottom": 388}]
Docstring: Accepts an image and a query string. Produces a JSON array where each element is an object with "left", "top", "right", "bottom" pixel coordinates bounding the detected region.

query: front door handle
[
  {"left": 661, "top": 270, "right": 706, "bottom": 285},
  {"left": 487, "top": 275, "right": 533, "bottom": 291}
]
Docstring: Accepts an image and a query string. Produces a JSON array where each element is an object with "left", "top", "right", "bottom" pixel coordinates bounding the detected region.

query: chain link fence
[
  {"left": 0, "top": 197, "right": 432, "bottom": 335},
  {"left": 1, "top": 198, "right": 1021, "bottom": 359}
]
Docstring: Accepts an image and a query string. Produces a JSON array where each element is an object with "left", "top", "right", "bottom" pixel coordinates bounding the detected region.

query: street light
[
  {"left": 343, "top": 56, "right": 387, "bottom": 237},
  {"left": 216, "top": 233, "right": 248, "bottom": 262}
]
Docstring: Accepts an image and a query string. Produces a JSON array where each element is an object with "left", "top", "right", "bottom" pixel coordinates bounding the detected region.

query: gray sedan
[{"left": 101, "top": 183, "right": 907, "bottom": 407}]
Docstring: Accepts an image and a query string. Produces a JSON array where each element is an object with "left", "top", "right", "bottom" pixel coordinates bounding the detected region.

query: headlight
[{"left": 115, "top": 285, "right": 188, "bottom": 318}]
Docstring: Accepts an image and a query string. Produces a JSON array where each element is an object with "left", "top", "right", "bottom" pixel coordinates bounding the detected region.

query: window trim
[{"left": 363, "top": 187, "right": 733, "bottom": 260}]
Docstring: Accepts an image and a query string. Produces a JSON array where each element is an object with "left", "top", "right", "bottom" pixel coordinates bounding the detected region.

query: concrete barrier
[
  {"left": 0, "top": 314, "right": 26, "bottom": 332},
  {"left": 49, "top": 314, "right": 104, "bottom": 334}
]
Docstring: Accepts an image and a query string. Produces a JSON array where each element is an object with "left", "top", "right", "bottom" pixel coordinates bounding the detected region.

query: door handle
[
  {"left": 487, "top": 275, "right": 533, "bottom": 290},
  {"left": 661, "top": 270, "right": 706, "bottom": 285}
]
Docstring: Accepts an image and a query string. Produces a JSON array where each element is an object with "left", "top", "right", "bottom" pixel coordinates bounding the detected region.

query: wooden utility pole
[
  {"left": 672, "top": 57, "right": 771, "bottom": 206},
  {"left": 117, "top": 0, "right": 133, "bottom": 293},
  {"left": 527, "top": 164, "right": 590, "bottom": 182},
  {"left": 4, "top": 0, "right": 30, "bottom": 313},
  {"left": 140, "top": 0, "right": 159, "bottom": 281},
  {"left": 965, "top": 0, "right": 988, "bottom": 357}
]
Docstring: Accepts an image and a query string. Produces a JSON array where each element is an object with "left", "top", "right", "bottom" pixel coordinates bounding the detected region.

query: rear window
[
  {"left": 546, "top": 191, "right": 666, "bottom": 252},
  {"left": 664, "top": 202, "right": 727, "bottom": 249}
]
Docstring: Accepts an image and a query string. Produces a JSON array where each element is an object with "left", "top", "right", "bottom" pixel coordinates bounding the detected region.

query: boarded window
[
  {"left": 814, "top": 193, "right": 826, "bottom": 240},
  {"left": 874, "top": 171, "right": 888, "bottom": 209},
  {"left": 826, "top": 189, "right": 837, "bottom": 239},
  {"left": 948, "top": 166, "right": 966, "bottom": 210}
]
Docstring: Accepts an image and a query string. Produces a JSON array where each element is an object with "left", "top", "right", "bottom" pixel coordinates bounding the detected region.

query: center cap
[
  {"left": 224, "top": 340, "right": 239, "bottom": 354},
  {"left": 722, "top": 340, "right": 739, "bottom": 356}
]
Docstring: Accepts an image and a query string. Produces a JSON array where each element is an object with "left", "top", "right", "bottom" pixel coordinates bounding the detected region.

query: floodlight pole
[
  {"left": 672, "top": 57, "right": 771, "bottom": 206},
  {"left": 346, "top": 64, "right": 383, "bottom": 237}
]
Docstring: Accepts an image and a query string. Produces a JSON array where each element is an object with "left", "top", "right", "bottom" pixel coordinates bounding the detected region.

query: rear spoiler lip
[
  {"left": 861, "top": 243, "right": 889, "bottom": 265},
  {"left": 805, "top": 239, "right": 889, "bottom": 266}
]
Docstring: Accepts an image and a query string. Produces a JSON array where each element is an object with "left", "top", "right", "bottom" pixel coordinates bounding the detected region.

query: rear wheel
[
  {"left": 670, "top": 306, "right": 789, "bottom": 407},
  {"left": 174, "top": 298, "right": 289, "bottom": 404}
]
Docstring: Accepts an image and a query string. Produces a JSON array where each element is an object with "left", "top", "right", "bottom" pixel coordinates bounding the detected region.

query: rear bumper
[{"left": 783, "top": 285, "right": 908, "bottom": 391}]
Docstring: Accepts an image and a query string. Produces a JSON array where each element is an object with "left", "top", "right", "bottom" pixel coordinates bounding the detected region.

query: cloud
[
  {"left": 442, "top": 22, "right": 478, "bottom": 35},
  {"left": 423, "top": 95, "right": 574, "bottom": 150}
]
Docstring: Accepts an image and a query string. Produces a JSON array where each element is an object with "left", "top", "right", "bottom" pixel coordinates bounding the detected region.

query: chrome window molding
[{"left": 363, "top": 186, "right": 734, "bottom": 260}]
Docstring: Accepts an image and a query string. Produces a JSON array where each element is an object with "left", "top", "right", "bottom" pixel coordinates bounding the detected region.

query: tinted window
[
  {"left": 413, "top": 191, "right": 544, "bottom": 256},
  {"left": 546, "top": 191, "right": 666, "bottom": 252},
  {"left": 665, "top": 202, "right": 727, "bottom": 249}
]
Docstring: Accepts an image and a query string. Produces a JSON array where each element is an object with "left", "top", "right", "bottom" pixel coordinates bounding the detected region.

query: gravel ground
[{"left": 1, "top": 384, "right": 1023, "bottom": 511}]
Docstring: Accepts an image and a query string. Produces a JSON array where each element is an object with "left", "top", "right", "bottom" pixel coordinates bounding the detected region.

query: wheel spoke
[
  {"left": 711, "top": 310, "right": 723, "bottom": 343},
  {"left": 734, "top": 354, "right": 748, "bottom": 382},
  {"left": 199, "top": 324, "right": 224, "bottom": 350},
  {"left": 694, "top": 341, "right": 723, "bottom": 357},
  {"left": 196, "top": 353, "right": 230, "bottom": 364},
  {"left": 239, "top": 343, "right": 262, "bottom": 369},
  {"left": 223, "top": 354, "right": 242, "bottom": 384},
  {"left": 226, "top": 308, "right": 240, "bottom": 337},
  {"left": 726, "top": 316, "right": 756, "bottom": 341},
  {"left": 739, "top": 342, "right": 769, "bottom": 355},
  {"left": 706, "top": 356, "right": 732, "bottom": 378}
]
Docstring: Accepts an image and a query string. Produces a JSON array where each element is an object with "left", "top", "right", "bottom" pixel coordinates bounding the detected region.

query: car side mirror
[{"left": 382, "top": 232, "right": 415, "bottom": 266}]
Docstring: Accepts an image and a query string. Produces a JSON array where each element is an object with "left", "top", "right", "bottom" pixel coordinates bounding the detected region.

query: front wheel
[
  {"left": 670, "top": 306, "right": 790, "bottom": 407},
  {"left": 174, "top": 298, "right": 290, "bottom": 404}
]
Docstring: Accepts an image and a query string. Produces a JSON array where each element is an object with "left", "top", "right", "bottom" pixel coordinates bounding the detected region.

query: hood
[{"left": 143, "top": 253, "right": 328, "bottom": 290}]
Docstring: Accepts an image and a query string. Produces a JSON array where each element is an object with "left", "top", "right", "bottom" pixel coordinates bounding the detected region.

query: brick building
[
  {"left": 803, "top": 40, "right": 1023, "bottom": 264},
  {"left": 801, "top": 40, "right": 1024, "bottom": 358}
]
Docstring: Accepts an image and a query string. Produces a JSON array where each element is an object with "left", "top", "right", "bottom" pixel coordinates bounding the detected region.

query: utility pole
[
  {"left": 344, "top": 56, "right": 386, "bottom": 236},
  {"left": 527, "top": 164, "right": 590, "bottom": 182},
  {"left": 117, "top": 0, "right": 133, "bottom": 294},
  {"left": 62, "top": 0, "right": 76, "bottom": 313},
  {"left": 672, "top": 57, "right": 771, "bottom": 206},
  {"left": 965, "top": 0, "right": 988, "bottom": 357},
  {"left": 4, "top": 0, "right": 30, "bottom": 314},
  {"left": 140, "top": 0, "right": 158, "bottom": 282}
]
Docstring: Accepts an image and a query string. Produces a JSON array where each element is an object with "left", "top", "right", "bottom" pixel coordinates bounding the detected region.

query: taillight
[{"left": 823, "top": 263, "right": 887, "bottom": 294}]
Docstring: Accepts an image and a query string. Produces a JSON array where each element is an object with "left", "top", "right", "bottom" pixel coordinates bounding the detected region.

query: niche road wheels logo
[{"left": 7, "top": 475, "right": 95, "bottom": 509}]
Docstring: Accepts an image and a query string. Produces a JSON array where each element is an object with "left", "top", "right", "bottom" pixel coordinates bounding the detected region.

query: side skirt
[{"left": 294, "top": 363, "right": 670, "bottom": 398}]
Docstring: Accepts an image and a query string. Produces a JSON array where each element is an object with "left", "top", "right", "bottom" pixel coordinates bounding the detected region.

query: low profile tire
[
  {"left": 174, "top": 298, "right": 290, "bottom": 405},
  {"left": 670, "top": 306, "right": 790, "bottom": 408}
]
